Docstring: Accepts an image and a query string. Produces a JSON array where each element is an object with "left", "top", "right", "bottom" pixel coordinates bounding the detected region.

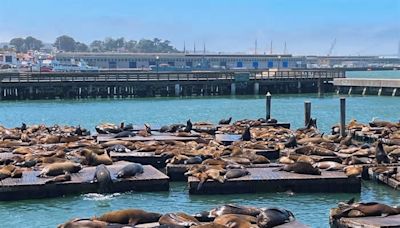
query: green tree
[
  {"left": 75, "top": 42, "right": 89, "bottom": 52},
  {"left": 24, "top": 36, "right": 43, "bottom": 51},
  {"left": 90, "top": 40, "right": 104, "bottom": 52},
  {"left": 54, "top": 35, "right": 76, "bottom": 52},
  {"left": 9, "top": 38, "right": 25, "bottom": 52}
]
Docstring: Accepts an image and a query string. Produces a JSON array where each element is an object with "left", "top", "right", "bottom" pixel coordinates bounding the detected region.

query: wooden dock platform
[
  {"left": 188, "top": 167, "right": 361, "bottom": 194},
  {"left": 368, "top": 167, "right": 400, "bottom": 190},
  {"left": 0, "top": 161, "right": 169, "bottom": 201},
  {"left": 166, "top": 163, "right": 283, "bottom": 181},
  {"left": 110, "top": 151, "right": 167, "bottom": 168},
  {"left": 97, "top": 133, "right": 199, "bottom": 143},
  {"left": 330, "top": 212, "right": 400, "bottom": 228}
]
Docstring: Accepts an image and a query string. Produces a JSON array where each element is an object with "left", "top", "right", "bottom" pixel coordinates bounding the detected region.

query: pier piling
[
  {"left": 340, "top": 97, "right": 346, "bottom": 137},
  {"left": 266, "top": 92, "right": 272, "bottom": 120},
  {"left": 304, "top": 101, "right": 311, "bottom": 126}
]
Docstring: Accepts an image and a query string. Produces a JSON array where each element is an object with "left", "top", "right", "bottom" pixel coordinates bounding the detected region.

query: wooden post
[
  {"left": 304, "top": 101, "right": 311, "bottom": 126},
  {"left": 340, "top": 97, "right": 346, "bottom": 137},
  {"left": 266, "top": 92, "right": 271, "bottom": 120}
]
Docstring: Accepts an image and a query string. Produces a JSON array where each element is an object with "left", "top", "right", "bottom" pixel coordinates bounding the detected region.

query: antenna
[
  {"left": 194, "top": 42, "right": 196, "bottom": 54},
  {"left": 203, "top": 42, "right": 206, "bottom": 54},
  {"left": 270, "top": 40, "right": 273, "bottom": 54},
  {"left": 327, "top": 38, "right": 336, "bottom": 56},
  {"left": 183, "top": 41, "right": 186, "bottom": 53},
  {"left": 284, "top": 41, "right": 287, "bottom": 55},
  {"left": 254, "top": 39, "right": 257, "bottom": 55}
]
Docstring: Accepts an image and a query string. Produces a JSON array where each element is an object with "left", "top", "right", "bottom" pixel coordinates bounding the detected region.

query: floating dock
[
  {"left": 110, "top": 151, "right": 167, "bottom": 168},
  {"left": 330, "top": 211, "right": 400, "bottom": 228},
  {"left": 97, "top": 133, "right": 199, "bottom": 143},
  {"left": 368, "top": 167, "right": 400, "bottom": 190},
  {"left": 0, "top": 161, "right": 169, "bottom": 201},
  {"left": 188, "top": 168, "right": 361, "bottom": 194},
  {"left": 166, "top": 163, "right": 283, "bottom": 181},
  {"left": 134, "top": 220, "right": 309, "bottom": 228}
]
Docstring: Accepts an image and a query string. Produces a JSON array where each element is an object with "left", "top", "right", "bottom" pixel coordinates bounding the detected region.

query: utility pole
[
  {"left": 284, "top": 41, "right": 287, "bottom": 55},
  {"left": 183, "top": 41, "right": 186, "bottom": 54},
  {"left": 194, "top": 42, "right": 196, "bottom": 54},
  {"left": 254, "top": 39, "right": 257, "bottom": 55},
  {"left": 270, "top": 40, "right": 273, "bottom": 55}
]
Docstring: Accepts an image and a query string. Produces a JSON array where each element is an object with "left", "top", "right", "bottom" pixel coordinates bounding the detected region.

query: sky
[{"left": 0, "top": 0, "right": 399, "bottom": 56}]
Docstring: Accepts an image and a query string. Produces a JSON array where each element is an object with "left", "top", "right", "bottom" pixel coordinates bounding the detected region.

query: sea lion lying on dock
[
  {"left": 196, "top": 204, "right": 261, "bottom": 220},
  {"left": 279, "top": 162, "right": 321, "bottom": 175},
  {"left": 223, "top": 169, "right": 250, "bottom": 180},
  {"left": 159, "top": 213, "right": 200, "bottom": 227},
  {"left": 58, "top": 218, "right": 108, "bottom": 228},
  {"left": 257, "top": 207, "right": 295, "bottom": 228},
  {"left": 314, "top": 161, "right": 345, "bottom": 171},
  {"left": 81, "top": 150, "right": 113, "bottom": 166},
  {"left": 333, "top": 200, "right": 400, "bottom": 218},
  {"left": 116, "top": 163, "right": 144, "bottom": 178},
  {"left": 213, "top": 214, "right": 256, "bottom": 228},
  {"left": 45, "top": 173, "right": 71, "bottom": 184},
  {"left": 39, "top": 162, "right": 81, "bottom": 177},
  {"left": 95, "top": 209, "right": 162, "bottom": 225}
]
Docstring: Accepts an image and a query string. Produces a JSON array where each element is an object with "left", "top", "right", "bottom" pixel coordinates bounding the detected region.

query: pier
[
  {"left": 334, "top": 78, "right": 400, "bottom": 96},
  {"left": 0, "top": 69, "right": 345, "bottom": 99}
]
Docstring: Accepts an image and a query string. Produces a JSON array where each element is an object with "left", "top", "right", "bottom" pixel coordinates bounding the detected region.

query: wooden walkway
[
  {"left": 188, "top": 167, "right": 361, "bottom": 194},
  {"left": 0, "top": 161, "right": 169, "bottom": 200}
]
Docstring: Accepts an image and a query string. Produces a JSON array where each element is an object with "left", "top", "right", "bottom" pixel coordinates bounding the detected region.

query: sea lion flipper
[{"left": 381, "top": 213, "right": 389, "bottom": 217}]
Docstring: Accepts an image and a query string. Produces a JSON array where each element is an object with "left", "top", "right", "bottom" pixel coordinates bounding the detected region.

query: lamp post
[
  {"left": 156, "top": 55, "right": 159, "bottom": 74},
  {"left": 277, "top": 55, "right": 281, "bottom": 77}
]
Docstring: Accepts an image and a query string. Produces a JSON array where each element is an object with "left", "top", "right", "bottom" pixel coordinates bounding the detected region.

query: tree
[
  {"left": 90, "top": 40, "right": 104, "bottom": 52},
  {"left": 24, "top": 36, "right": 43, "bottom": 51},
  {"left": 75, "top": 42, "right": 89, "bottom": 52},
  {"left": 9, "top": 38, "right": 25, "bottom": 52},
  {"left": 54, "top": 35, "right": 76, "bottom": 52},
  {"left": 124, "top": 40, "right": 137, "bottom": 52}
]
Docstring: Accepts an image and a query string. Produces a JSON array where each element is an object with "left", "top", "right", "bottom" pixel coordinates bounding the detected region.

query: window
[
  {"left": 186, "top": 61, "right": 193, "bottom": 67},
  {"left": 129, "top": 61, "right": 137, "bottom": 68},
  {"left": 168, "top": 61, "right": 175, "bottom": 66},
  {"left": 109, "top": 61, "right": 117, "bottom": 68},
  {"left": 267, "top": 61, "right": 273, "bottom": 68},
  {"left": 282, "top": 61, "right": 289, "bottom": 68},
  {"left": 237, "top": 61, "right": 243, "bottom": 67},
  {"left": 252, "top": 61, "right": 259, "bottom": 69}
]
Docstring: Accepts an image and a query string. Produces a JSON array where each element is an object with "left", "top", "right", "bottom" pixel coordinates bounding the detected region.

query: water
[
  {"left": 347, "top": 70, "right": 400, "bottom": 79},
  {"left": 1, "top": 74, "right": 400, "bottom": 227}
]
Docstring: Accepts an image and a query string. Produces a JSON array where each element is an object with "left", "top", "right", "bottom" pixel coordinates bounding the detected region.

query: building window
[
  {"left": 168, "top": 61, "right": 175, "bottom": 66},
  {"left": 186, "top": 61, "right": 193, "bottom": 67},
  {"left": 109, "top": 61, "right": 117, "bottom": 69},
  {"left": 129, "top": 61, "right": 137, "bottom": 68},
  {"left": 252, "top": 61, "right": 259, "bottom": 69},
  {"left": 237, "top": 61, "right": 243, "bottom": 68},
  {"left": 267, "top": 61, "right": 273, "bottom": 68},
  {"left": 149, "top": 61, "right": 156, "bottom": 66},
  {"left": 282, "top": 61, "right": 289, "bottom": 68},
  {"left": 220, "top": 61, "right": 227, "bottom": 67}
]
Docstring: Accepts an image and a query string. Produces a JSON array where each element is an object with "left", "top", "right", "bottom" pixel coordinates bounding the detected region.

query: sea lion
[
  {"left": 137, "top": 124, "right": 152, "bottom": 137},
  {"left": 296, "top": 155, "right": 315, "bottom": 165},
  {"left": 219, "top": 117, "right": 232, "bottom": 125},
  {"left": 213, "top": 214, "right": 255, "bottom": 228},
  {"left": 0, "top": 165, "right": 16, "bottom": 180},
  {"left": 224, "top": 169, "right": 250, "bottom": 180},
  {"left": 344, "top": 165, "right": 363, "bottom": 177},
  {"left": 39, "top": 162, "right": 81, "bottom": 177},
  {"left": 45, "top": 173, "right": 71, "bottom": 184},
  {"left": 116, "top": 163, "right": 144, "bottom": 178},
  {"left": 334, "top": 202, "right": 400, "bottom": 218},
  {"left": 107, "top": 144, "right": 131, "bottom": 153},
  {"left": 93, "top": 164, "right": 113, "bottom": 193},
  {"left": 280, "top": 162, "right": 321, "bottom": 175},
  {"left": 81, "top": 150, "right": 113, "bottom": 166},
  {"left": 159, "top": 213, "right": 200, "bottom": 227},
  {"left": 314, "top": 161, "right": 345, "bottom": 171},
  {"left": 10, "top": 168, "right": 23, "bottom": 178},
  {"left": 191, "top": 223, "right": 228, "bottom": 228},
  {"left": 257, "top": 208, "right": 295, "bottom": 228},
  {"left": 196, "top": 204, "right": 261, "bottom": 220},
  {"left": 376, "top": 141, "right": 390, "bottom": 164},
  {"left": 241, "top": 127, "right": 251, "bottom": 141},
  {"left": 184, "top": 156, "right": 202, "bottom": 164},
  {"left": 284, "top": 135, "right": 297, "bottom": 148},
  {"left": 95, "top": 209, "right": 162, "bottom": 225},
  {"left": 278, "top": 156, "right": 295, "bottom": 164},
  {"left": 113, "top": 131, "right": 136, "bottom": 138},
  {"left": 182, "top": 119, "right": 193, "bottom": 133},
  {"left": 57, "top": 218, "right": 108, "bottom": 228}
]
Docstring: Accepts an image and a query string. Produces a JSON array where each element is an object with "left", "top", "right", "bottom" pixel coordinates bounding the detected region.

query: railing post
[
  {"left": 304, "top": 101, "right": 311, "bottom": 126},
  {"left": 340, "top": 97, "right": 346, "bottom": 137},
  {"left": 266, "top": 92, "right": 272, "bottom": 120}
]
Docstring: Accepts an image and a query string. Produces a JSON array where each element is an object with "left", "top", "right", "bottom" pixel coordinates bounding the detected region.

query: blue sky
[{"left": 1, "top": 0, "right": 399, "bottom": 55}]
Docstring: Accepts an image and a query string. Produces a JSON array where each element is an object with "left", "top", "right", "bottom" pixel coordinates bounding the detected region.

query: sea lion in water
[
  {"left": 280, "top": 162, "right": 321, "bottom": 175},
  {"left": 39, "top": 162, "right": 81, "bottom": 177},
  {"left": 93, "top": 164, "right": 113, "bottom": 193},
  {"left": 45, "top": 173, "right": 71, "bottom": 184},
  {"left": 257, "top": 207, "right": 295, "bottom": 228},
  {"left": 116, "top": 163, "right": 144, "bottom": 178},
  {"left": 224, "top": 169, "right": 250, "bottom": 180},
  {"left": 159, "top": 213, "right": 200, "bottom": 227},
  {"left": 376, "top": 141, "right": 390, "bottom": 164},
  {"left": 58, "top": 218, "right": 108, "bottom": 228},
  {"left": 95, "top": 209, "right": 162, "bottom": 225}
]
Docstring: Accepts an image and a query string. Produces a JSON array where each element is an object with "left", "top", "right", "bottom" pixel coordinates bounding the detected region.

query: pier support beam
[
  {"left": 266, "top": 92, "right": 271, "bottom": 120},
  {"left": 231, "top": 83, "right": 236, "bottom": 96},
  {"left": 254, "top": 83, "right": 260, "bottom": 95},
  {"left": 317, "top": 79, "right": 324, "bottom": 95},
  {"left": 297, "top": 81, "right": 302, "bottom": 93},
  {"left": 340, "top": 97, "right": 346, "bottom": 137},
  {"left": 393, "top": 88, "right": 397, "bottom": 97},
  {"left": 304, "top": 101, "right": 311, "bottom": 126},
  {"left": 362, "top": 87, "right": 367, "bottom": 96},
  {"left": 378, "top": 87, "right": 382, "bottom": 96},
  {"left": 348, "top": 87, "right": 352, "bottom": 95},
  {"left": 174, "top": 84, "right": 180, "bottom": 97}
]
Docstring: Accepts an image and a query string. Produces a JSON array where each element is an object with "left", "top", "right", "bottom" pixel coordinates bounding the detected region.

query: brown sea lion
[
  {"left": 296, "top": 155, "right": 315, "bottom": 165},
  {"left": 376, "top": 141, "right": 390, "bottom": 164},
  {"left": 57, "top": 218, "right": 108, "bottom": 228},
  {"left": 314, "top": 161, "right": 345, "bottom": 171},
  {"left": 12, "top": 146, "right": 34, "bottom": 155},
  {"left": 95, "top": 209, "right": 162, "bottom": 225},
  {"left": 196, "top": 205, "right": 261, "bottom": 220},
  {"left": 39, "top": 162, "right": 81, "bottom": 177},
  {"left": 335, "top": 202, "right": 400, "bottom": 218},
  {"left": 213, "top": 214, "right": 255, "bottom": 228},
  {"left": 280, "top": 162, "right": 321, "bottom": 175},
  {"left": 81, "top": 150, "right": 113, "bottom": 166},
  {"left": 159, "top": 212, "right": 200, "bottom": 227},
  {"left": 45, "top": 173, "right": 71, "bottom": 184},
  {"left": 278, "top": 157, "right": 295, "bottom": 164},
  {"left": 344, "top": 165, "right": 363, "bottom": 177},
  {"left": 0, "top": 164, "right": 16, "bottom": 180},
  {"left": 191, "top": 223, "right": 228, "bottom": 228}
]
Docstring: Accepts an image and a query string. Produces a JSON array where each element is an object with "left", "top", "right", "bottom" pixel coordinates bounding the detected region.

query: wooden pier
[
  {"left": 0, "top": 161, "right": 169, "bottom": 201},
  {"left": 334, "top": 78, "right": 400, "bottom": 96},
  {"left": 0, "top": 69, "right": 344, "bottom": 100},
  {"left": 188, "top": 167, "right": 361, "bottom": 194},
  {"left": 368, "top": 167, "right": 400, "bottom": 190}
]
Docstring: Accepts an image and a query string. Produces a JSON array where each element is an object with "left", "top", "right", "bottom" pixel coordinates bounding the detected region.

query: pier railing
[{"left": 0, "top": 69, "right": 345, "bottom": 83}]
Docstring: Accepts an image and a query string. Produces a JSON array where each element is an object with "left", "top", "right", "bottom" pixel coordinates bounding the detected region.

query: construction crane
[{"left": 327, "top": 38, "right": 336, "bottom": 56}]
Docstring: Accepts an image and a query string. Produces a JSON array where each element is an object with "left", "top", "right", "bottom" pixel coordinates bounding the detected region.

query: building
[
  {"left": 0, "top": 52, "right": 18, "bottom": 65},
  {"left": 55, "top": 52, "right": 306, "bottom": 70}
]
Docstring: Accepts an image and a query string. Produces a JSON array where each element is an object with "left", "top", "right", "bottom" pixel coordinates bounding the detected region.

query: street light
[{"left": 277, "top": 55, "right": 281, "bottom": 71}]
